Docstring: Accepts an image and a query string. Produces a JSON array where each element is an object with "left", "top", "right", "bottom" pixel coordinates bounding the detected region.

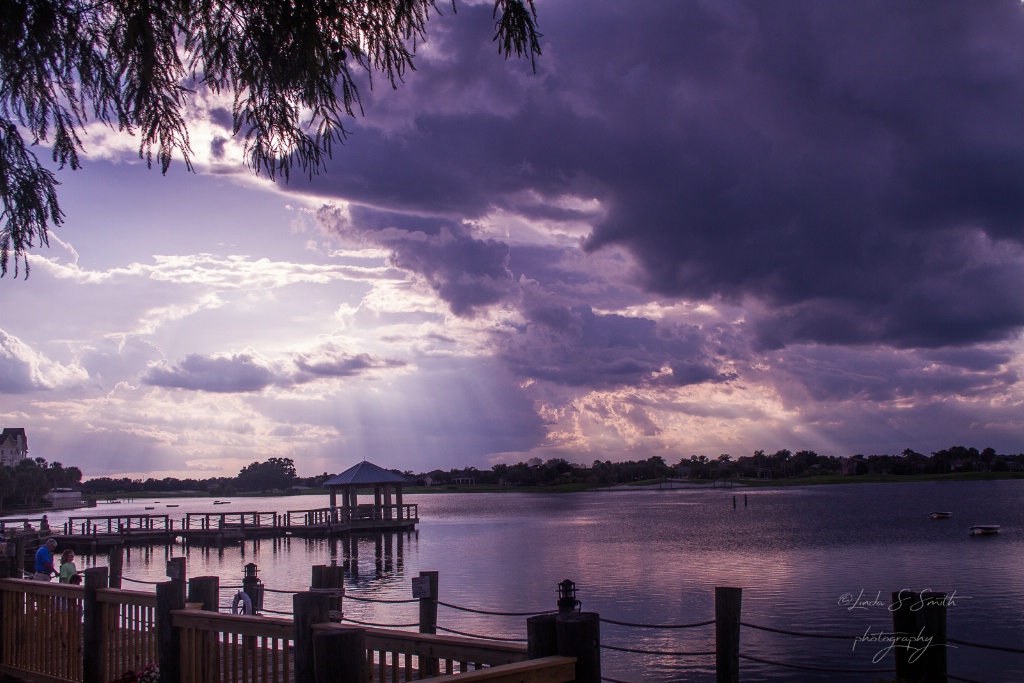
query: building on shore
[
  {"left": 0, "top": 427, "right": 28, "bottom": 467},
  {"left": 44, "top": 488, "right": 85, "bottom": 509}
]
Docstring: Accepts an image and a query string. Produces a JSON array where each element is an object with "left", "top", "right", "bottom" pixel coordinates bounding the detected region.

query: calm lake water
[{"left": 8, "top": 480, "right": 1024, "bottom": 682}]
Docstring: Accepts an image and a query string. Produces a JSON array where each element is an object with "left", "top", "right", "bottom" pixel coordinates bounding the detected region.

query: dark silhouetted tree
[{"left": 0, "top": 0, "right": 541, "bottom": 276}]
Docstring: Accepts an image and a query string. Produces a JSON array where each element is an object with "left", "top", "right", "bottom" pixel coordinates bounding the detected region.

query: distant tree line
[
  {"left": 6, "top": 445, "right": 1022, "bottom": 507},
  {"left": 78, "top": 457, "right": 315, "bottom": 497},
  {"left": 426, "top": 445, "right": 1024, "bottom": 487}
]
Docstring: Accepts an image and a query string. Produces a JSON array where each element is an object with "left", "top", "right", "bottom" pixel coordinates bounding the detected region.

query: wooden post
[
  {"left": 418, "top": 570, "right": 439, "bottom": 634},
  {"left": 313, "top": 628, "right": 367, "bottom": 683},
  {"left": 920, "top": 592, "right": 947, "bottom": 682},
  {"left": 311, "top": 565, "right": 345, "bottom": 621},
  {"left": 167, "top": 556, "right": 186, "bottom": 584},
  {"left": 892, "top": 591, "right": 948, "bottom": 683},
  {"left": 0, "top": 561, "right": 5, "bottom": 667},
  {"left": 108, "top": 544, "right": 124, "bottom": 588},
  {"left": 556, "top": 612, "right": 600, "bottom": 683},
  {"left": 188, "top": 576, "right": 220, "bottom": 683},
  {"left": 157, "top": 580, "right": 185, "bottom": 683},
  {"left": 418, "top": 570, "right": 440, "bottom": 676},
  {"left": 527, "top": 613, "right": 559, "bottom": 659},
  {"left": 13, "top": 536, "right": 25, "bottom": 578},
  {"left": 715, "top": 587, "right": 742, "bottom": 683},
  {"left": 891, "top": 591, "right": 917, "bottom": 680},
  {"left": 188, "top": 576, "right": 220, "bottom": 611},
  {"left": 294, "top": 591, "right": 331, "bottom": 683},
  {"left": 83, "top": 566, "right": 109, "bottom": 683}
]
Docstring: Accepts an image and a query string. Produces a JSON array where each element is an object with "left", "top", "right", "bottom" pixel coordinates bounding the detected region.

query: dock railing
[
  {"left": 0, "top": 565, "right": 575, "bottom": 683},
  {"left": 285, "top": 504, "right": 419, "bottom": 527}
]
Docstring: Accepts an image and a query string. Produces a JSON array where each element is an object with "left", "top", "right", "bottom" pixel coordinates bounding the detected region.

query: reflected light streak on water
[{"left": 9, "top": 480, "right": 1024, "bottom": 682}]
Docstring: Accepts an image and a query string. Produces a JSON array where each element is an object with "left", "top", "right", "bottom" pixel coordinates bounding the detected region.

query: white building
[{"left": 0, "top": 428, "right": 28, "bottom": 467}]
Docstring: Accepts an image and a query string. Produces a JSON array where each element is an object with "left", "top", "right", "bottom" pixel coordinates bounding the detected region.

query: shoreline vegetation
[
  {"left": 3, "top": 446, "right": 1022, "bottom": 512},
  {"left": 77, "top": 470, "right": 1024, "bottom": 502}
]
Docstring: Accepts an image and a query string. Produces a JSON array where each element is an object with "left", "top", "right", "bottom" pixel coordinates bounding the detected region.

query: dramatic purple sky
[{"left": 3, "top": 0, "right": 1024, "bottom": 479}]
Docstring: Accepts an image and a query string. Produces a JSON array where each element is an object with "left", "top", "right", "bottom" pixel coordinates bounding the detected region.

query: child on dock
[{"left": 58, "top": 549, "right": 78, "bottom": 584}]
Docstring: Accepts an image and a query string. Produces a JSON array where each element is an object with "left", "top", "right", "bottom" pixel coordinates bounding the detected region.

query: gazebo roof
[{"left": 323, "top": 461, "right": 411, "bottom": 487}]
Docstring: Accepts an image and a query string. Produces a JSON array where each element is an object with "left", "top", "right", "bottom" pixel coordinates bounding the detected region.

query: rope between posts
[
  {"left": 120, "top": 576, "right": 161, "bottom": 586},
  {"left": 600, "top": 617, "right": 715, "bottom": 630},
  {"left": 740, "top": 621, "right": 861, "bottom": 640},
  {"left": 437, "top": 600, "right": 553, "bottom": 617},
  {"left": 600, "top": 643, "right": 715, "bottom": 657},
  {"left": 342, "top": 616, "right": 419, "bottom": 629},
  {"left": 434, "top": 625, "right": 527, "bottom": 642},
  {"left": 947, "top": 637, "right": 1024, "bottom": 654},
  {"left": 263, "top": 587, "right": 300, "bottom": 594},
  {"left": 260, "top": 608, "right": 294, "bottom": 617},
  {"left": 738, "top": 653, "right": 896, "bottom": 674},
  {"left": 345, "top": 594, "right": 419, "bottom": 604}
]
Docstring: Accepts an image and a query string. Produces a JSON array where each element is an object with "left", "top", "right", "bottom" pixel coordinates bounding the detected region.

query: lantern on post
[
  {"left": 242, "top": 562, "right": 264, "bottom": 614},
  {"left": 557, "top": 579, "right": 581, "bottom": 613}
]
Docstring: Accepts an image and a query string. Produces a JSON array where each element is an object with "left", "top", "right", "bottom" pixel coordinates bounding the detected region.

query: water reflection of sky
[{"left": 9, "top": 480, "right": 1024, "bottom": 681}]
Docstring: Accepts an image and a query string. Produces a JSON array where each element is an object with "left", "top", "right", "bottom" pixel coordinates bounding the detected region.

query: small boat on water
[
  {"left": 166, "top": 504, "right": 179, "bottom": 508},
  {"left": 969, "top": 525, "right": 1000, "bottom": 535},
  {"left": 931, "top": 512, "right": 953, "bottom": 519},
  {"left": 144, "top": 507, "right": 155, "bottom": 510},
  {"left": 213, "top": 501, "right": 231, "bottom": 505}
]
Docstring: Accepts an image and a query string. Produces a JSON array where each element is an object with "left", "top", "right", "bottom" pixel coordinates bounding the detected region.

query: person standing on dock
[
  {"left": 58, "top": 549, "right": 78, "bottom": 584},
  {"left": 32, "top": 538, "right": 57, "bottom": 581}
]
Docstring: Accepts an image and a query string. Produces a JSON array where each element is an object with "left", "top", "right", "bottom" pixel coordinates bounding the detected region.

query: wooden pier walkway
[{"left": 34, "top": 504, "right": 419, "bottom": 552}]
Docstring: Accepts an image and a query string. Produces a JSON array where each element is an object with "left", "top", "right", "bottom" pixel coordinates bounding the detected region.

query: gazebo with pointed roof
[{"left": 322, "top": 461, "right": 413, "bottom": 525}]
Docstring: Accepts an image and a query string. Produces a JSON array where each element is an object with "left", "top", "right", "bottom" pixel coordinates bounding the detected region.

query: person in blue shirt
[{"left": 33, "top": 538, "right": 57, "bottom": 581}]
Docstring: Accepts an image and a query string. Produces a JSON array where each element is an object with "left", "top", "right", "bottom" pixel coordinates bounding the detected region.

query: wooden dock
[{"left": 40, "top": 504, "right": 419, "bottom": 553}]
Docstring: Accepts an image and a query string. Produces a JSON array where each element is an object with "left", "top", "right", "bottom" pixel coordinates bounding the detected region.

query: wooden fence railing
[
  {"left": 0, "top": 579, "right": 84, "bottom": 682},
  {"left": 97, "top": 587, "right": 159, "bottom": 682},
  {"left": 0, "top": 572, "right": 575, "bottom": 683}
]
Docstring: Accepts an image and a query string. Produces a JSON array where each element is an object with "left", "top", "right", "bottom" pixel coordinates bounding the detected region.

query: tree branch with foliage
[{"left": 0, "top": 0, "right": 541, "bottom": 276}]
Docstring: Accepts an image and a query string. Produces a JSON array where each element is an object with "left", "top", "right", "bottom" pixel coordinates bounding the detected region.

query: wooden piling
[
  {"left": 13, "top": 537, "right": 25, "bottom": 577},
  {"left": 313, "top": 628, "right": 367, "bottom": 683},
  {"left": 418, "top": 570, "right": 440, "bottom": 676},
  {"left": 188, "top": 576, "right": 220, "bottom": 683},
  {"left": 418, "top": 570, "right": 439, "bottom": 634},
  {"left": 294, "top": 591, "right": 331, "bottom": 683},
  {"left": 715, "top": 587, "right": 742, "bottom": 683},
  {"left": 556, "top": 612, "right": 601, "bottom": 683},
  {"left": 892, "top": 591, "right": 948, "bottom": 683},
  {"left": 83, "top": 566, "right": 108, "bottom": 683},
  {"left": 188, "top": 575, "right": 220, "bottom": 611},
  {"left": 157, "top": 580, "right": 185, "bottom": 683},
  {"left": 108, "top": 543, "right": 124, "bottom": 588},
  {"left": 311, "top": 564, "right": 345, "bottom": 621},
  {"left": 527, "top": 613, "right": 559, "bottom": 659}
]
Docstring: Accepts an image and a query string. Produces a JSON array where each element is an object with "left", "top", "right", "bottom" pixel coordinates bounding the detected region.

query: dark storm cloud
[
  {"left": 317, "top": 206, "right": 516, "bottom": 315},
  {"left": 144, "top": 354, "right": 277, "bottom": 393},
  {"left": 763, "top": 345, "right": 1018, "bottom": 404},
  {"left": 305, "top": 0, "right": 1024, "bottom": 350},
  {"left": 144, "top": 346, "right": 410, "bottom": 393},
  {"left": 294, "top": 350, "right": 407, "bottom": 379},
  {"left": 499, "top": 287, "right": 733, "bottom": 389}
]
